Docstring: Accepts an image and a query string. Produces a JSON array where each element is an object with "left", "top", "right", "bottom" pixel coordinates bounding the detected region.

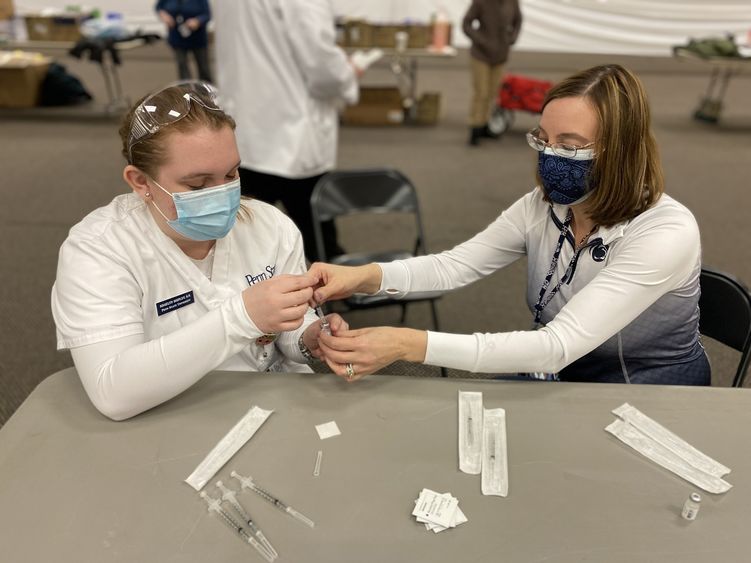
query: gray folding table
[{"left": 0, "top": 368, "right": 748, "bottom": 562}]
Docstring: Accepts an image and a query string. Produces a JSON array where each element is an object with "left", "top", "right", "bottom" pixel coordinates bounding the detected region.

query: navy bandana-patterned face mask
[{"left": 537, "top": 147, "right": 595, "bottom": 205}]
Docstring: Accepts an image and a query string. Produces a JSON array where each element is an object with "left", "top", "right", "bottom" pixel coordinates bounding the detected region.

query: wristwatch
[{"left": 298, "top": 335, "right": 315, "bottom": 362}]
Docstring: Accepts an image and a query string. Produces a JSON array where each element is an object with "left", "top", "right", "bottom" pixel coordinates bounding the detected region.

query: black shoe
[
  {"left": 480, "top": 124, "right": 501, "bottom": 139},
  {"left": 468, "top": 126, "right": 483, "bottom": 146}
]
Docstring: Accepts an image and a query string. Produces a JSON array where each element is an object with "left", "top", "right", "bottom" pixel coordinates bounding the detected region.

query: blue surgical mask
[
  {"left": 149, "top": 177, "right": 242, "bottom": 241},
  {"left": 537, "top": 147, "right": 595, "bottom": 206}
]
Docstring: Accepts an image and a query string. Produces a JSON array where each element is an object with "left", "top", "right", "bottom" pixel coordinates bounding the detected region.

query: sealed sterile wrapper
[
  {"left": 612, "top": 403, "right": 730, "bottom": 477},
  {"left": 481, "top": 408, "right": 509, "bottom": 497},
  {"left": 605, "top": 403, "right": 732, "bottom": 494},
  {"left": 185, "top": 405, "right": 273, "bottom": 491},
  {"left": 458, "top": 391, "right": 483, "bottom": 474}
]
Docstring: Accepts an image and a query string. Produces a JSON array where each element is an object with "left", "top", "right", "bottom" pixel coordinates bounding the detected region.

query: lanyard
[{"left": 533, "top": 209, "right": 580, "bottom": 325}]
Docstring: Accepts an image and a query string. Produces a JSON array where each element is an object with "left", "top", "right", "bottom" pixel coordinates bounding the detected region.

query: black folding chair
[
  {"left": 311, "top": 168, "right": 440, "bottom": 329},
  {"left": 311, "top": 169, "right": 445, "bottom": 378},
  {"left": 699, "top": 266, "right": 751, "bottom": 387}
]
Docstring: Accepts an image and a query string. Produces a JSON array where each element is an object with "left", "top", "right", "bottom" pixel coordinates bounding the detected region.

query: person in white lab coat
[
  {"left": 213, "top": 0, "right": 360, "bottom": 262},
  {"left": 51, "top": 81, "right": 347, "bottom": 421}
]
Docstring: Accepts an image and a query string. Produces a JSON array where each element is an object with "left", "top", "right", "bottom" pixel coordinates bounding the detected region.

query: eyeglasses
[
  {"left": 127, "top": 80, "right": 223, "bottom": 163},
  {"left": 526, "top": 128, "right": 595, "bottom": 159}
]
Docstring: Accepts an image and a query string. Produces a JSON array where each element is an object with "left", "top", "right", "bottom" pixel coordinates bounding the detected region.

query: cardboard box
[
  {"left": 342, "top": 19, "right": 373, "bottom": 48},
  {"left": 24, "top": 13, "right": 91, "bottom": 42},
  {"left": 414, "top": 92, "right": 441, "bottom": 125},
  {"left": 342, "top": 86, "right": 404, "bottom": 126},
  {"left": 370, "top": 22, "right": 452, "bottom": 49},
  {"left": 371, "top": 24, "right": 407, "bottom": 48},
  {"left": 0, "top": 55, "right": 50, "bottom": 107},
  {"left": 338, "top": 20, "right": 452, "bottom": 50},
  {"left": 407, "top": 24, "right": 432, "bottom": 49},
  {"left": 0, "top": 0, "right": 14, "bottom": 21}
]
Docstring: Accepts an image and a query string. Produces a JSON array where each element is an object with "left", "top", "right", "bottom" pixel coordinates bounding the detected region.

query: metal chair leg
[
  {"left": 426, "top": 300, "right": 446, "bottom": 376},
  {"left": 429, "top": 300, "right": 440, "bottom": 332}
]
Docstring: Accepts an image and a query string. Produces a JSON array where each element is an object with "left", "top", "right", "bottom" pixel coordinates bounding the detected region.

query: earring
[{"left": 145, "top": 192, "right": 151, "bottom": 197}]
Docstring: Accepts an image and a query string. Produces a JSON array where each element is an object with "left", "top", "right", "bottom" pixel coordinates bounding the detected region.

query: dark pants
[
  {"left": 173, "top": 47, "right": 212, "bottom": 82},
  {"left": 559, "top": 348, "right": 711, "bottom": 385},
  {"left": 239, "top": 168, "right": 342, "bottom": 263}
]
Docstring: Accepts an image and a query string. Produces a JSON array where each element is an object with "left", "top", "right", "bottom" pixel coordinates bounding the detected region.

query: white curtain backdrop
[
  {"left": 514, "top": 0, "right": 751, "bottom": 55},
  {"left": 11, "top": 0, "right": 751, "bottom": 56}
]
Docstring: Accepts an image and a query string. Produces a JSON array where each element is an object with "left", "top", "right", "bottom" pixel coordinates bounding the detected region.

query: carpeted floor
[{"left": 1, "top": 44, "right": 749, "bottom": 426}]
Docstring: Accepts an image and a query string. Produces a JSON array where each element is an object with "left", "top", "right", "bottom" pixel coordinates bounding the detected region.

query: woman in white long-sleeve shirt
[
  {"left": 51, "top": 82, "right": 345, "bottom": 420},
  {"left": 309, "top": 64, "right": 710, "bottom": 386}
]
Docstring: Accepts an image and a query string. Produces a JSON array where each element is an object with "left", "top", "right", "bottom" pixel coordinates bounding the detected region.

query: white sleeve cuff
[
  {"left": 276, "top": 309, "right": 319, "bottom": 364},
  {"left": 377, "top": 262, "right": 410, "bottom": 298},
  {"left": 342, "top": 73, "right": 359, "bottom": 105},
  {"left": 423, "top": 331, "right": 480, "bottom": 372},
  {"left": 228, "top": 293, "right": 265, "bottom": 340}
]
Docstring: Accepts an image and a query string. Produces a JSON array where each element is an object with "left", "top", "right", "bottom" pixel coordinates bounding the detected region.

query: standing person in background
[
  {"left": 212, "top": 0, "right": 361, "bottom": 263},
  {"left": 463, "top": 0, "right": 522, "bottom": 146},
  {"left": 156, "top": 0, "right": 212, "bottom": 82}
]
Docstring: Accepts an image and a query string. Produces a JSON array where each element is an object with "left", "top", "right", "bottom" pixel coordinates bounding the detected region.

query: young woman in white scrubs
[
  {"left": 309, "top": 65, "right": 710, "bottom": 386},
  {"left": 51, "top": 82, "right": 344, "bottom": 420}
]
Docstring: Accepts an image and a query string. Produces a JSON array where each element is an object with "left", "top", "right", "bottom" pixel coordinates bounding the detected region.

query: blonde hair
[
  {"left": 540, "top": 64, "right": 664, "bottom": 226},
  {"left": 119, "top": 85, "right": 237, "bottom": 175}
]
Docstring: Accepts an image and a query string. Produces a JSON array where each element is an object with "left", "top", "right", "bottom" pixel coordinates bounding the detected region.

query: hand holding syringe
[{"left": 231, "top": 470, "right": 315, "bottom": 528}]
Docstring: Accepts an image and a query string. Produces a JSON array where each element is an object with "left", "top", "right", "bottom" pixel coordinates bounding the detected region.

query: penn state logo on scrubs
[
  {"left": 590, "top": 243, "right": 609, "bottom": 262},
  {"left": 245, "top": 264, "right": 276, "bottom": 286}
]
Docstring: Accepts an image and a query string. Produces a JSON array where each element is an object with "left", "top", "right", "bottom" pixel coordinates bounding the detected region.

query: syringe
[
  {"left": 199, "top": 491, "right": 275, "bottom": 562},
  {"left": 231, "top": 470, "right": 315, "bottom": 528},
  {"left": 315, "top": 305, "right": 331, "bottom": 335},
  {"left": 215, "top": 480, "right": 278, "bottom": 559}
]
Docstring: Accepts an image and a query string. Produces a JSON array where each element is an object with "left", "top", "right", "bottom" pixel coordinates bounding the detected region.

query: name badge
[{"left": 156, "top": 291, "right": 195, "bottom": 316}]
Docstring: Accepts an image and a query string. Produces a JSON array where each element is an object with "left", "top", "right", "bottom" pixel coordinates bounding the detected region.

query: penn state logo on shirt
[
  {"left": 590, "top": 243, "right": 609, "bottom": 262},
  {"left": 245, "top": 264, "right": 276, "bottom": 286}
]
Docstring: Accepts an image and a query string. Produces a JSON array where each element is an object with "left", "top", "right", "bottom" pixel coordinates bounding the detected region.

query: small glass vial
[{"left": 681, "top": 492, "right": 701, "bottom": 520}]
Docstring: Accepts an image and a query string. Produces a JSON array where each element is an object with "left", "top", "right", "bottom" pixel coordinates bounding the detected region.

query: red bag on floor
[{"left": 498, "top": 74, "right": 553, "bottom": 113}]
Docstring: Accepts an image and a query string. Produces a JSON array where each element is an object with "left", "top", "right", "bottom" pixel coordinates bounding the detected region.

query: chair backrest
[
  {"left": 310, "top": 168, "right": 427, "bottom": 261},
  {"left": 699, "top": 266, "right": 751, "bottom": 387}
]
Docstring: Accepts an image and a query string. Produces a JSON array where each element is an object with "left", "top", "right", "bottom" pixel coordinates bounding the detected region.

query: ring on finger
[{"left": 345, "top": 363, "right": 356, "bottom": 380}]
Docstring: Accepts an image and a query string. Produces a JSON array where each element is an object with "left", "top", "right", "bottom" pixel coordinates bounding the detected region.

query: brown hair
[
  {"left": 539, "top": 64, "right": 664, "bottom": 226},
  {"left": 118, "top": 84, "right": 237, "bottom": 177},
  {"left": 118, "top": 84, "right": 251, "bottom": 219}
]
